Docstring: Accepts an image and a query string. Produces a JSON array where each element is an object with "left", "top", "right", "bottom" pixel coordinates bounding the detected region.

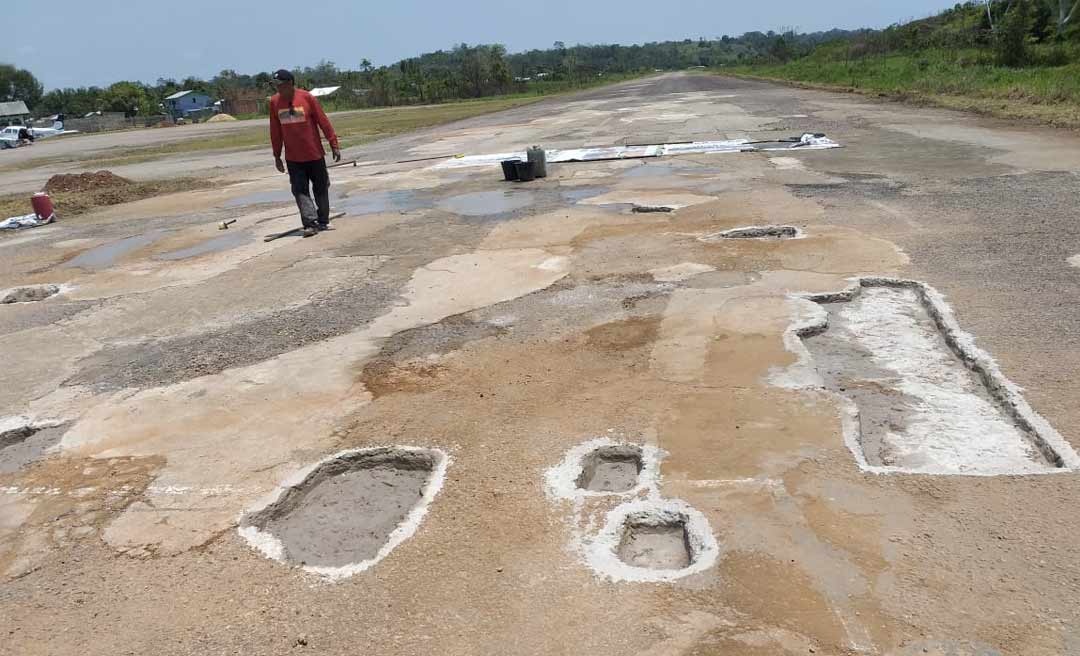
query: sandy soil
[{"left": 2, "top": 73, "right": 1080, "bottom": 656}]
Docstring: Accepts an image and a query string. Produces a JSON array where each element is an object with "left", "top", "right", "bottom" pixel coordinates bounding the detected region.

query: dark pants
[{"left": 286, "top": 159, "right": 330, "bottom": 228}]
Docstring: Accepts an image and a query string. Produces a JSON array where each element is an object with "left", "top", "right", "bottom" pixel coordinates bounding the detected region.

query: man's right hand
[{"left": 275, "top": 157, "right": 285, "bottom": 173}]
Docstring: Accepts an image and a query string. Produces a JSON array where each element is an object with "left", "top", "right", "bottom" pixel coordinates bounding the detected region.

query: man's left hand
[{"left": 332, "top": 148, "right": 342, "bottom": 163}]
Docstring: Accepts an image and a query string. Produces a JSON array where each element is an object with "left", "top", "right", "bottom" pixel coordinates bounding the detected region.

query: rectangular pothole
[
  {"left": 616, "top": 515, "right": 692, "bottom": 570},
  {"left": 576, "top": 445, "right": 644, "bottom": 493},
  {"left": 803, "top": 285, "right": 1061, "bottom": 475}
]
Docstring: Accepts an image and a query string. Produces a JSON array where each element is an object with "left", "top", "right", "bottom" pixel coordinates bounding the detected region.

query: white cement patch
[
  {"left": 584, "top": 498, "right": 720, "bottom": 583},
  {"left": 843, "top": 287, "right": 1049, "bottom": 474},
  {"left": 544, "top": 437, "right": 664, "bottom": 501},
  {"left": 648, "top": 262, "right": 716, "bottom": 283},
  {"left": 773, "top": 278, "right": 1080, "bottom": 476},
  {"left": 1068, "top": 254, "right": 1080, "bottom": 268},
  {"left": 238, "top": 446, "right": 450, "bottom": 581}
]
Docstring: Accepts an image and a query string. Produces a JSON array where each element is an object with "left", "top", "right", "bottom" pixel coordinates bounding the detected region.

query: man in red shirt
[{"left": 269, "top": 69, "right": 342, "bottom": 237}]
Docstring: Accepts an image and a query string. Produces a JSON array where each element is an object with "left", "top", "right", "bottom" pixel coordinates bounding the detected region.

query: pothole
[
  {"left": 631, "top": 204, "right": 675, "bottom": 213},
  {"left": 0, "top": 417, "right": 67, "bottom": 474},
  {"left": 545, "top": 438, "right": 661, "bottom": 500},
  {"left": 700, "top": 225, "right": 801, "bottom": 240},
  {"left": 575, "top": 444, "right": 644, "bottom": 493},
  {"left": 616, "top": 513, "right": 691, "bottom": 569},
  {"left": 586, "top": 499, "right": 719, "bottom": 582},
  {"left": 783, "top": 279, "right": 1080, "bottom": 475},
  {"left": 1, "top": 284, "right": 60, "bottom": 304},
  {"left": 239, "top": 446, "right": 449, "bottom": 579}
]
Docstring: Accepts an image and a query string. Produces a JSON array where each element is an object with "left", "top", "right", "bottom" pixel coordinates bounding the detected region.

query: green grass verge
[
  {"left": 7, "top": 74, "right": 654, "bottom": 174},
  {"left": 727, "top": 49, "right": 1080, "bottom": 127}
]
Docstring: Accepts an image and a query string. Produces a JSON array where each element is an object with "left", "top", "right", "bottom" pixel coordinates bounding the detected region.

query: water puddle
[
  {"left": 155, "top": 231, "right": 252, "bottom": 261},
  {"left": 436, "top": 190, "right": 535, "bottom": 217},
  {"left": 65, "top": 230, "right": 169, "bottom": 270},
  {"left": 223, "top": 189, "right": 345, "bottom": 208},
  {"left": 340, "top": 190, "right": 430, "bottom": 215},
  {"left": 561, "top": 187, "right": 607, "bottom": 203}
]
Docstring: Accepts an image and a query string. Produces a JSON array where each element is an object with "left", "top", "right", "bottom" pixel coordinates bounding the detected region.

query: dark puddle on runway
[
  {"left": 223, "top": 189, "right": 345, "bottom": 208},
  {"left": 561, "top": 187, "right": 607, "bottom": 203},
  {"left": 436, "top": 190, "right": 535, "bottom": 217},
  {"left": 340, "top": 190, "right": 431, "bottom": 215},
  {"left": 155, "top": 230, "right": 252, "bottom": 261},
  {"left": 65, "top": 230, "right": 170, "bottom": 270}
]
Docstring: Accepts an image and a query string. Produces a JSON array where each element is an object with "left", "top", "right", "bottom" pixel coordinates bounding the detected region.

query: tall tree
[{"left": 0, "top": 64, "right": 44, "bottom": 110}]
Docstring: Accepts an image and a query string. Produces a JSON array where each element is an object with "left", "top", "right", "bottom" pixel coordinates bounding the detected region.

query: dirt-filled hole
[
  {"left": 703, "top": 225, "right": 799, "bottom": 240},
  {"left": 576, "top": 444, "right": 644, "bottom": 493},
  {"left": 243, "top": 448, "right": 442, "bottom": 569},
  {"left": 616, "top": 512, "right": 692, "bottom": 570},
  {"left": 1, "top": 284, "right": 60, "bottom": 304}
]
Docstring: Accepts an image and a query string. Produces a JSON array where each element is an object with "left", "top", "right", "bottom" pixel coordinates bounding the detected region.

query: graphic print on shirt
[{"left": 278, "top": 105, "right": 307, "bottom": 125}]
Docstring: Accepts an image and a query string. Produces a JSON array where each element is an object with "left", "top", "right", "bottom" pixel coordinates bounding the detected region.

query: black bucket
[
  {"left": 501, "top": 159, "right": 521, "bottom": 181},
  {"left": 514, "top": 160, "right": 536, "bottom": 182}
]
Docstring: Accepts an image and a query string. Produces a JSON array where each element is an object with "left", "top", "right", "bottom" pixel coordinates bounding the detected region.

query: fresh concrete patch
[
  {"left": 1, "top": 284, "right": 61, "bottom": 304},
  {"left": 1068, "top": 254, "right": 1080, "bottom": 268},
  {"left": 776, "top": 278, "right": 1080, "bottom": 475},
  {"left": 239, "top": 446, "right": 449, "bottom": 580},
  {"left": 576, "top": 444, "right": 645, "bottom": 493},
  {"left": 545, "top": 438, "right": 663, "bottom": 500},
  {"left": 700, "top": 225, "right": 802, "bottom": 241},
  {"left": 585, "top": 499, "right": 719, "bottom": 582}
]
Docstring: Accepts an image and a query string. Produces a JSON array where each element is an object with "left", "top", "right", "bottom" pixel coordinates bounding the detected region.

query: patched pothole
[
  {"left": 779, "top": 278, "right": 1080, "bottom": 475},
  {"left": 545, "top": 438, "right": 661, "bottom": 500},
  {"left": 586, "top": 499, "right": 720, "bottom": 582},
  {"left": 700, "top": 225, "right": 801, "bottom": 241},
  {"left": 1, "top": 284, "right": 61, "bottom": 304},
  {"left": 239, "top": 447, "right": 449, "bottom": 579},
  {"left": 616, "top": 512, "right": 691, "bottom": 570},
  {"left": 576, "top": 444, "right": 644, "bottom": 493}
]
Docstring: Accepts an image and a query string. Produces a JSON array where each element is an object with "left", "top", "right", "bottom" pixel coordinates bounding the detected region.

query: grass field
[
  {"left": 729, "top": 47, "right": 1080, "bottom": 127},
  {"left": 1, "top": 95, "right": 547, "bottom": 174}
]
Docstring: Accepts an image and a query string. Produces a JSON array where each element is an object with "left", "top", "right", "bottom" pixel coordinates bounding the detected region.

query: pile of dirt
[
  {"left": 45, "top": 171, "right": 133, "bottom": 194},
  {"left": 206, "top": 113, "right": 237, "bottom": 123}
]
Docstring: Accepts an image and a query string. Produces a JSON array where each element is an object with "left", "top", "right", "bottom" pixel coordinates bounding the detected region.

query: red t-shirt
[{"left": 269, "top": 89, "right": 340, "bottom": 163}]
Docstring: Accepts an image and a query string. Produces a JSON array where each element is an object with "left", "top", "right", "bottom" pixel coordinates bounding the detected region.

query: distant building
[
  {"left": 0, "top": 101, "right": 30, "bottom": 127},
  {"left": 222, "top": 89, "right": 265, "bottom": 116},
  {"left": 164, "top": 90, "right": 212, "bottom": 118}
]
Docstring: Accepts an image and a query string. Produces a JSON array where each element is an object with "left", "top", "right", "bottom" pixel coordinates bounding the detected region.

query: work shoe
[
  {"left": 317, "top": 222, "right": 331, "bottom": 231},
  {"left": 302, "top": 227, "right": 318, "bottom": 238}
]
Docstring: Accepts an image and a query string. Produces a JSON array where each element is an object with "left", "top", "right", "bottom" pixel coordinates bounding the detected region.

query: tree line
[{"left": 3, "top": 31, "right": 864, "bottom": 118}]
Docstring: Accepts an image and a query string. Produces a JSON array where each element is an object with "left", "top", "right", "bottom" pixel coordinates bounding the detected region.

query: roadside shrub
[{"left": 995, "top": 1, "right": 1031, "bottom": 67}]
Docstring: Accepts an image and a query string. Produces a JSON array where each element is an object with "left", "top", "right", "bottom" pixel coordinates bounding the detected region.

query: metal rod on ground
[
  {"left": 328, "top": 159, "right": 358, "bottom": 169},
  {"left": 394, "top": 154, "right": 465, "bottom": 164}
]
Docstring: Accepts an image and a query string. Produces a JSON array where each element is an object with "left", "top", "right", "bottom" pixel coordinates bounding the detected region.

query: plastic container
[
  {"left": 514, "top": 160, "right": 536, "bottom": 182},
  {"left": 31, "top": 192, "right": 55, "bottom": 221},
  {"left": 527, "top": 145, "right": 547, "bottom": 178},
  {"left": 501, "top": 159, "right": 521, "bottom": 181}
]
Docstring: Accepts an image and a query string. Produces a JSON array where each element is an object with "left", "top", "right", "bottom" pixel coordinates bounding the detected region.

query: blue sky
[{"left": 4, "top": 0, "right": 955, "bottom": 90}]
